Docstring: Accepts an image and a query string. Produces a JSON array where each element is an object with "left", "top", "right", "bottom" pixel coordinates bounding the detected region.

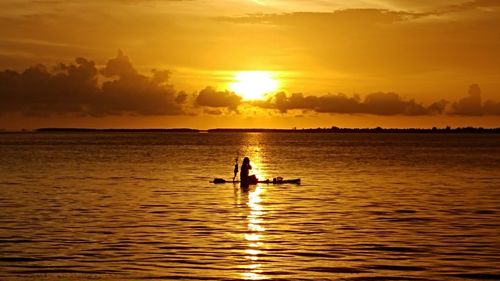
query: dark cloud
[
  {"left": 484, "top": 100, "right": 500, "bottom": 115},
  {"left": 174, "top": 91, "right": 188, "bottom": 104},
  {"left": 94, "top": 52, "right": 183, "bottom": 116},
  {"left": 362, "top": 92, "right": 445, "bottom": 115},
  {"left": 450, "top": 84, "right": 483, "bottom": 116},
  {"left": 195, "top": 86, "right": 241, "bottom": 111},
  {"left": 0, "top": 52, "right": 185, "bottom": 116},
  {"left": 254, "top": 91, "right": 447, "bottom": 116},
  {"left": 315, "top": 94, "right": 362, "bottom": 114},
  {"left": 203, "top": 108, "right": 223, "bottom": 115},
  {"left": 0, "top": 58, "right": 98, "bottom": 116},
  {"left": 253, "top": 92, "right": 319, "bottom": 113},
  {"left": 450, "top": 84, "right": 500, "bottom": 116},
  {"left": 1, "top": 55, "right": 499, "bottom": 118},
  {"left": 101, "top": 50, "right": 139, "bottom": 79},
  {"left": 427, "top": 100, "right": 449, "bottom": 115}
]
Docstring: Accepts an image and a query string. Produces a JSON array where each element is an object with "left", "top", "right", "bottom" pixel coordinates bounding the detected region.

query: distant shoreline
[
  {"left": 35, "top": 128, "right": 199, "bottom": 133},
  {"left": 9, "top": 127, "right": 497, "bottom": 134}
]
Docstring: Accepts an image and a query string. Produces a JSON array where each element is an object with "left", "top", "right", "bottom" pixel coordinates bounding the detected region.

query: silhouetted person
[{"left": 240, "top": 157, "right": 257, "bottom": 188}]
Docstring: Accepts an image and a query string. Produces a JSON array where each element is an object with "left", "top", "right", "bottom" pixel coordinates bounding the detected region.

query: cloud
[
  {"left": 375, "top": 1, "right": 464, "bottom": 11},
  {"left": 368, "top": 0, "right": 500, "bottom": 12},
  {"left": 450, "top": 84, "right": 500, "bottom": 116},
  {"left": 0, "top": 52, "right": 185, "bottom": 116},
  {"left": 174, "top": 91, "right": 188, "bottom": 104},
  {"left": 203, "top": 108, "right": 223, "bottom": 115},
  {"left": 447, "top": 0, "right": 500, "bottom": 10},
  {"left": 484, "top": 100, "right": 500, "bottom": 115},
  {"left": 101, "top": 50, "right": 139, "bottom": 79},
  {"left": 1, "top": 54, "right": 499, "bottom": 118},
  {"left": 220, "top": 9, "right": 427, "bottom": 26},
  {"left": 218, "top": 6, "right": 500, "bottom": 77},
  {"left": 254, "top": 91, "right": 447, "bottom": 116},
  {"left": 450, "top": 84, "right": 483, "bottom": 116},
  {"left": 0, "top": 58, "right": 99, "bottom": 116},
  {"left": 195, "top": 86, "right": 242, "bottom": 111},
  {"left": 362, "top": 92, "right": 446, "bottom": 115}
]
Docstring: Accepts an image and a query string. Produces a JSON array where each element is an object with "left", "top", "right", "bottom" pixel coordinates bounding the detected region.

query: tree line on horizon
[{"left": 23, "top": 126, "right": 500, "bottom": 133}]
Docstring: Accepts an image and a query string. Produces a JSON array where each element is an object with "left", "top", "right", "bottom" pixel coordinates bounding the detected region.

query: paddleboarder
[{"left": 240, "top": 157, "right": 257, "bottom": 187}]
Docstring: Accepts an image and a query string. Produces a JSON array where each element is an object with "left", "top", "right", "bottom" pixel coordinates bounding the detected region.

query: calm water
[{"left": 0, "top": 132, "right": 499, "bottom": 281}]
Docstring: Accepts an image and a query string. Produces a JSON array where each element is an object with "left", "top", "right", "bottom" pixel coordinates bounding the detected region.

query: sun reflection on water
[
  {"left": 238, "top": 137, "right": 267, "bottom": 280},
  {"left": 241, "top": 185, "right": 266, "bottom": 279}
]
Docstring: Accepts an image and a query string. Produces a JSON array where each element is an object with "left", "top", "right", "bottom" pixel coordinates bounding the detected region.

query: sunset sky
[{"left": 1, "top": 0, "right": 499, "bottom": 130}]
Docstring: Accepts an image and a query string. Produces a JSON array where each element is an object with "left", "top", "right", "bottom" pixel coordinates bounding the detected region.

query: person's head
[{"left": 242, "top": 157, "right": 250, "bottom": 165}]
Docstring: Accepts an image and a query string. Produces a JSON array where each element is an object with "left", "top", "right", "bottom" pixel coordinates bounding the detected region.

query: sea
[{"left": 0, "top": 132, "right": 499, "bottom": 281}]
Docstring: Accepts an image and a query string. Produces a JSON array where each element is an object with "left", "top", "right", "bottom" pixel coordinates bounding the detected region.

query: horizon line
[{"left": 1, "top": 126, "right": 500, "bottom": 133}]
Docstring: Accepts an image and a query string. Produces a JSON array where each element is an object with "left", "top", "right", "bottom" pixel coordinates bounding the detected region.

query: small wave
[
  {"left": 177, "top": 218, "right": 201, "bottom": 222},
  {"left": 304, "top": 266, "right": 367, "bottom": 273},
  {"left": 86, "top": 230, "right": 115, "bottom": 235},
  {"left": 474, "top": 210, "right": 497, "bottom": 215},
  {"left": 448, "top": 273, "right": 500, "bottom": 280},
  {"left": 0, "top": 182, "right": 21, "bottom": 185},
  {"left": 365, "top": 264, "right": 426, "bottom": 271},
  {"left": 0, "top": 257, "right": 39, "bottom": 262},
  {"left": 131, "top": 177, "right": 161, "bottom": 181},
  {"left": 369, "top": 246, "right": 424, "bottom": 253},
  {"left": 7, "top": 268, "right": 121, "bottom": 274},
  {"left": 380, "top": 217, "right": 434, "bottom": 223},
  {"left": 0, "top": 239, "right": 34, "bottom": 244},
  {"left": 140, "top": 204, "right": 169, "bottom": 208},
  {"left": 340, "top": 277, "right": 431, "bottom": 281},
  {"left": 394, "top": 209, "right": 417, "bottom": 214},
  {"left": 289, "top": 251, "right": 342, "bottom": 259},
  {"left": 139, "top": 276, "right": 223, "bottom": 280},
  {"left": 261, "top": 270, "right": 294, "bottom": 275},
  {"left": 107, "top": 176, "right": 128, "bottom": 180},
  {"left": 149, "top": 210, "right": 169, "bottom": 214}
]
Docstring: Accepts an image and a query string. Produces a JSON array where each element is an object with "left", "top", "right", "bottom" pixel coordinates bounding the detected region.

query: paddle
[{"left": 232, "top": 153, "right": 239, "bottom": 182}]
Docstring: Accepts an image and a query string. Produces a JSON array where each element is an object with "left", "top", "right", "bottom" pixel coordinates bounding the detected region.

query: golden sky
[{"left": 0, "top": 0, "right": 499, "bottom": 130}]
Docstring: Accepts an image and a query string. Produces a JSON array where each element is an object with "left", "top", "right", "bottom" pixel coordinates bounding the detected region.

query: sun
[{"left": 229, "top": 71, "right": 278, "bottom": 100}]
